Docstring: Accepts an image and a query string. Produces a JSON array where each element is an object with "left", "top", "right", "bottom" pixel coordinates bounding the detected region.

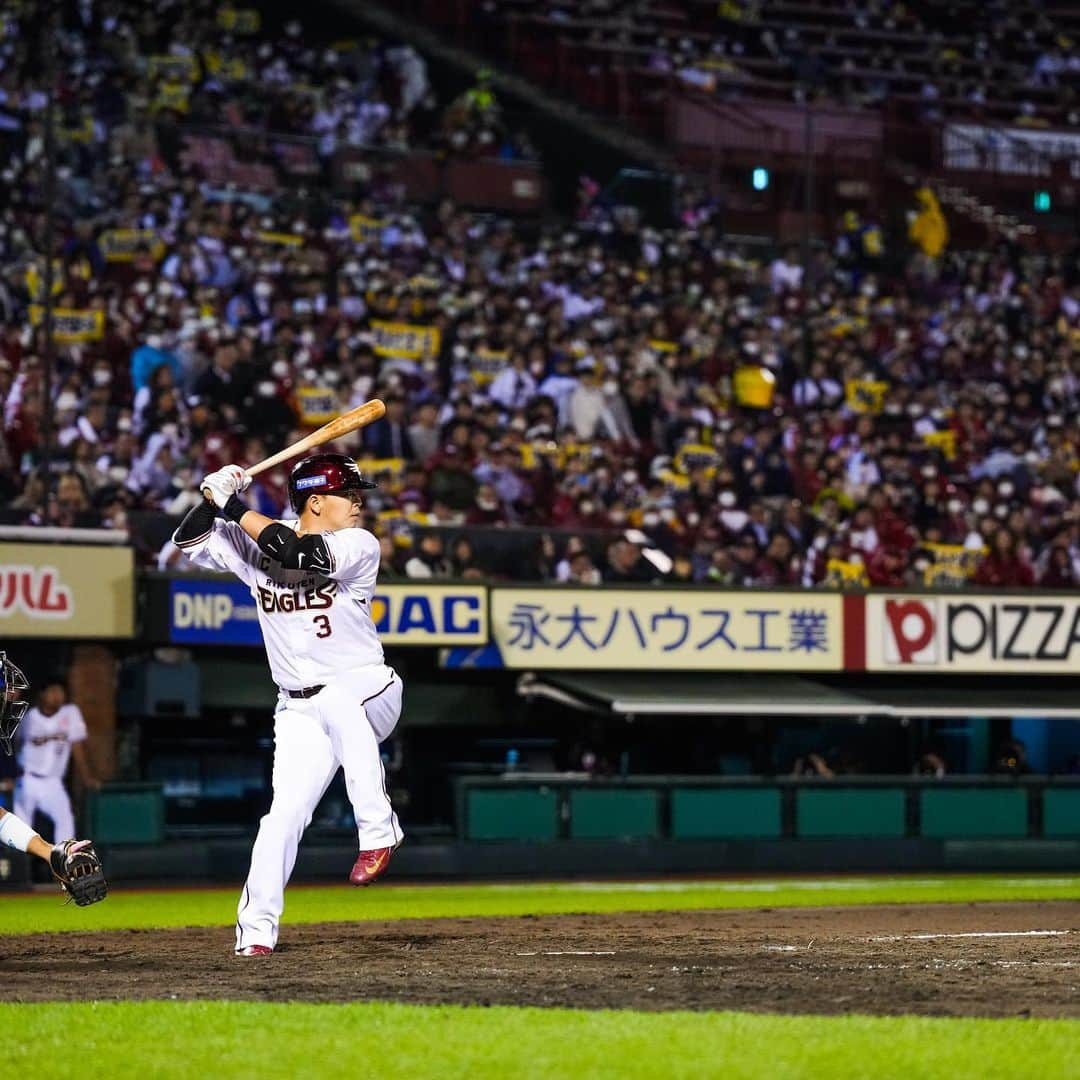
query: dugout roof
[{"left": 518, "top": 673, "right": 1080, "bottom": 720}]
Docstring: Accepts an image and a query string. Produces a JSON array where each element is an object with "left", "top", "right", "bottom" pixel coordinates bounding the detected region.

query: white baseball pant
[
  {"left": 236, "top": 663, "right": 403, "bottom": 952},
  {"left": 14, "top": 774, "right": 75, "bottom": 844}
]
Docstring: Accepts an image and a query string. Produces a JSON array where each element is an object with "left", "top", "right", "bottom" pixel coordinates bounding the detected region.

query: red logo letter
[{"left": 885, "top": 600, "right": 935, "bottom": 663}]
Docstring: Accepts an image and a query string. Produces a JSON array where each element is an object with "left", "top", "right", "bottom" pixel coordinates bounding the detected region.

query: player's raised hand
[{"left": 201, "top": 465, "right": 252, "bottom": 508}]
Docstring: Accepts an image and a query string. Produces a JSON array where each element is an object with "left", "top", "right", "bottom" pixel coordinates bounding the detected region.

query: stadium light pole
[{"left": 39, "top": 13, "right": 59, "bottom": 510}]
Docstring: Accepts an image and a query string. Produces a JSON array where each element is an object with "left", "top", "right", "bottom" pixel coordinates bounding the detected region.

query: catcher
[{"left": 0, "top": 652, "right": 107, "bottom": 906}]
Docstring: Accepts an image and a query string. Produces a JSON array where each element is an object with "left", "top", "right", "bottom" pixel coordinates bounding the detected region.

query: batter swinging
[{"left": 172, "top": 454, "right": 403, "bottom": 956}]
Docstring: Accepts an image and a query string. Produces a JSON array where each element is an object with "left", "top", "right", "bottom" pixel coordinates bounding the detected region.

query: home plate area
[{"left": 5, "top": 903, "right": 1078, "bottom": 1017}]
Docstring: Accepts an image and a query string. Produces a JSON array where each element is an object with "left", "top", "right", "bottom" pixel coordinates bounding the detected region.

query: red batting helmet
[{"left": 288, "top": 453, "right": 377, "bottom": 513}]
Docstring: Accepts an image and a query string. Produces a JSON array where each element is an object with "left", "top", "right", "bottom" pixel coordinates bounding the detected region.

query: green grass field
[
  {"left": 3, "top": 874, "right": 1078, "bottom": 1079},
  {"left": 0, "top": 1002, "right": 1076, "bottom": 1080},
  {"left": 2, "top": 873, "right": 1078, "bottom": 935}
]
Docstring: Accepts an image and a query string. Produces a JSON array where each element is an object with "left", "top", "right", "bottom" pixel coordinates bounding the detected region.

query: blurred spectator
[{"left": 993, "top": 739, "right": 1033, "bottom": 776}]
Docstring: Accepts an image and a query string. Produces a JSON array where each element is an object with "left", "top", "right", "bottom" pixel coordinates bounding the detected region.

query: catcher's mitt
[{"left": 50, "top": 839, "right": 108, "bottom": 906}]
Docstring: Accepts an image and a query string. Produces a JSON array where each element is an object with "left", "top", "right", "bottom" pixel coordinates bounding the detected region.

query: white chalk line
[
  {"left": 869, "top": 929, "right": 1072, "bottom": 942},
  {"left": 482, "top": 876, "right": 1080, "bottom": 895},
  {"left": 515, "top": 950, "right": 617, "bottom": 957}
]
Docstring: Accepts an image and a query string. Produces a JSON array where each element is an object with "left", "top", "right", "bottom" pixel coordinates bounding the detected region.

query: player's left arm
[{"left": 249, "top": 524, "right": 378, "bottom": 585}]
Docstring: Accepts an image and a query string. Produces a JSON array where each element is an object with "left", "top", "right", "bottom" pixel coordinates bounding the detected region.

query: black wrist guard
[{"left": 223, "top": 494, "right": 249, "bottom": 522}]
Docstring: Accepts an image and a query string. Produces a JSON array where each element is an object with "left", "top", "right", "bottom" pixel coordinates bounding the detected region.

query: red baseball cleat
[
  {"left": 349, "top": 841, "right": 401, "bottom": 886},
  {"left": 236, "top": 945, "right": 273, "bottom": 957}
]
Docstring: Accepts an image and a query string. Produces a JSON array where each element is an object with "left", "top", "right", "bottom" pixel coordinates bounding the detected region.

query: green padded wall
[
  {"left": 1042, "top": 789, "right": 1080, "bottom": 837},
  {"left": 570, "top": 789, "right": 660, "bottom": 840},
  {"left": 467, "top": 789, "right": 559, "bottom": 841},
  {"left": 671, "top": 788, "right": 782, "bottom": 839},
  {"left": 920, "top": 788, "right": 1028, "bottom": 838},
  {"left": 796, "top": 788, "right": 906, "bottom": 838},
  {"left": 85, "top": 784, "right": 165, "bottom": 845}
]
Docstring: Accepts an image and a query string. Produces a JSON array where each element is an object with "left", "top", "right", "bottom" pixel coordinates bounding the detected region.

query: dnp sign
[
  {"left": 170, "top": 579, "right": 263, "bottom": 645},
  {"left": 371, "top": 586, "right": 488, "bottom": 645}
]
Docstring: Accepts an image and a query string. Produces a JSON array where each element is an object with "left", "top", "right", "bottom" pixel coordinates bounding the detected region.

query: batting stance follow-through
[
  {"left": 172, "top": 454, "right": 404, "bottom": 957},
  {"left": 0, "top": 652, "right": 108, "bottom": 906}
]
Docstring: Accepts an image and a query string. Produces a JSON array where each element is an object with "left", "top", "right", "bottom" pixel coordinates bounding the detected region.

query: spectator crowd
[{"left": 0, "top": 1, "right": 1078, "bottom": 590}]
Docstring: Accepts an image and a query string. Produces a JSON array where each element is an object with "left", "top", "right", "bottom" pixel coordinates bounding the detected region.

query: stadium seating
[{"left": 0, "top": 1, "right": 1077, "bottom": 592}]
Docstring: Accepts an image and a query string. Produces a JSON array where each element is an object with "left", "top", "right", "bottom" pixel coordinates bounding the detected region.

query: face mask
[
  {"left": 686, "top": 512, "right": 700, "bottom": 527},
  {"left": 271, "top": 360, "right": 290, "bottom": 379},
  {"left": 947, "top": 499, "right": 963, "bottom": 515},
  {"left": 642, "top": 512, "right": 660, "bottom": 527},
  {"left": 134, "top": 280, "right": 152, "bottom": 296},
  {"left": 256, "top": 381, "right": 277, "bottom": 397},
  {"left": 993, "top": 504, "right": 1009, "bottom": 519},
  {"left": 622, "top": 471, "right": 638, "bottom": 485},
  {"left": 998, "top": 480, "right": 1014, "bottom": 497},
  {"left": 92, "top": 369, "right": 112, "bottom": 386},
  {"left": 973, "top": 497, "right": 990, "bottom": 515},
  {"left": 254, "top": 281, "right": 273, "bottom": 298},
  {"left": 719, "top": 491, "right": 736, "bottom": 508},
  {"left": 579, "top": 501, "right": 595, "bottom": 515}
]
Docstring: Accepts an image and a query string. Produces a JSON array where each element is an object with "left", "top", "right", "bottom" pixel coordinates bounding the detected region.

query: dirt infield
[{"left": 3, "top": 902, "right": 1078, "bottom": 1017}]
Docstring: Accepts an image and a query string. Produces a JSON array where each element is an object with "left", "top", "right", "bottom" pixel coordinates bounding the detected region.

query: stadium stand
[{"left": 1, "top": 0, "right": 1078, "bottom": 593}]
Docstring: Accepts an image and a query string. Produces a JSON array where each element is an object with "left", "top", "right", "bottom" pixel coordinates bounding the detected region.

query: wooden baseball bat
[{"left": 202, "top": 398, "right": 386, "bottom": 499}]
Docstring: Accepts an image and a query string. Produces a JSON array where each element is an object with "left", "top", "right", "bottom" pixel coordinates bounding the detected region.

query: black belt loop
[{"left": 284, "top": 684, "right": 325, "bottom": 699}]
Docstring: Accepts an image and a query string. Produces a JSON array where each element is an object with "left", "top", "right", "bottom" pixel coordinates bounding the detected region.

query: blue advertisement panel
[
  {"left": 170, "top": 579, "right": 263, "bottom": 645},
  {"left": 169, "top": 580, "right": 488, "bottom": 647}
]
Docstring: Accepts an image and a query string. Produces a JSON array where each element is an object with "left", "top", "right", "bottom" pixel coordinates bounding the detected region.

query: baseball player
[
  {"left": 171, "top": 454, "right": 404, "bottom": 957},
  {"left": 0, "top": 652, "right": 108, "bottom": 906},
  {"left": 15, "top": 680, "right": 101, "bottom": 846}
]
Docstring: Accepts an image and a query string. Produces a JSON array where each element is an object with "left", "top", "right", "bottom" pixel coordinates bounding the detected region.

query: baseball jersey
[
  {"left": 176, "top": 520, "right": 384, "bottom": 690},
  {"left": 18, "top": 704, "right": 88, "bottom": 777}
]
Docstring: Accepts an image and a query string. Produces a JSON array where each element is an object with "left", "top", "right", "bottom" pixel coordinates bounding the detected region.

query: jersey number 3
[{"left": 313, "top": 614, "right": 332, "bottom": 638}]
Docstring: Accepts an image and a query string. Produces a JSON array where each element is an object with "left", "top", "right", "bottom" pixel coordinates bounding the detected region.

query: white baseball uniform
[
  {"left": 15, "top": 703, "right": 87, "bottom": 843},
  {"left": 175, "top": 518, "right": 403, "bottom": 952}
]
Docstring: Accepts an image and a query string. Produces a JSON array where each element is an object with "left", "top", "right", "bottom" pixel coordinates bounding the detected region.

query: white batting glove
[{"left": 201, "top": 465, "right": 252, "bottom": 509}]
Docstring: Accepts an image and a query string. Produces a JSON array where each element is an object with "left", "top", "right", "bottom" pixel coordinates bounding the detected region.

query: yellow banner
[
  {"left": 217, "top": 7, "right": 261, "bottom": 33},
  {"left": 99, "top": 229, "right": 164, "bottom": 262},
  {"left": 923, "top": 429, "right": 957, "bottom": 461},
  {"left": 148, "top": 55, "right": 198, "bottom": 82},
  {"left": 256, "top": 231, "right": 304, "bottom": 247},
  {"left": 825, "top": 558, "right": 869, "bottom": 589},
  {"left": 356, "top": 458, "right": 405, "bottom": 478},
  {"left": 296, "top": 387, "right": 337, "bottom": 425},
  {"left": 734, "top": 366, "right": 776, "bottom": 408},
  {"left": 59, "top": 116, "right": 94, "bottom": 144},
  {"left": 469, "top": 346, "right": 508, "bottom": 387},
  {"left": 492, "top": 589, "right": 844, "bottom": 671},
  {"left": 0, "top": 544, "right": 133, "bottom": 638},
  {"left": 28, "top": 307, "right": 105, "bottom": 343},
  {"left": 370, "top": 320, "right": 441, "bottom": 360},
  {"left": 673, "top": 443, "right": 719, "bottom": 476},
  {"left": 154, "top": 81, "right": 191, "bottom": 113},
  {"left": 845, "top": 378, "right": 889, "bottom": 415},
  {"left": 24, "top": 260, "right": 63, "bottom": 300},
  {"left": 349, "top": 215, "right": 386, "bottom": 244},
  {"left": 371, "top": 585, "right": 487, "bottom": 645},
  {"left": 921, "top": 542, "right": 985, "bottom": 587}
]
